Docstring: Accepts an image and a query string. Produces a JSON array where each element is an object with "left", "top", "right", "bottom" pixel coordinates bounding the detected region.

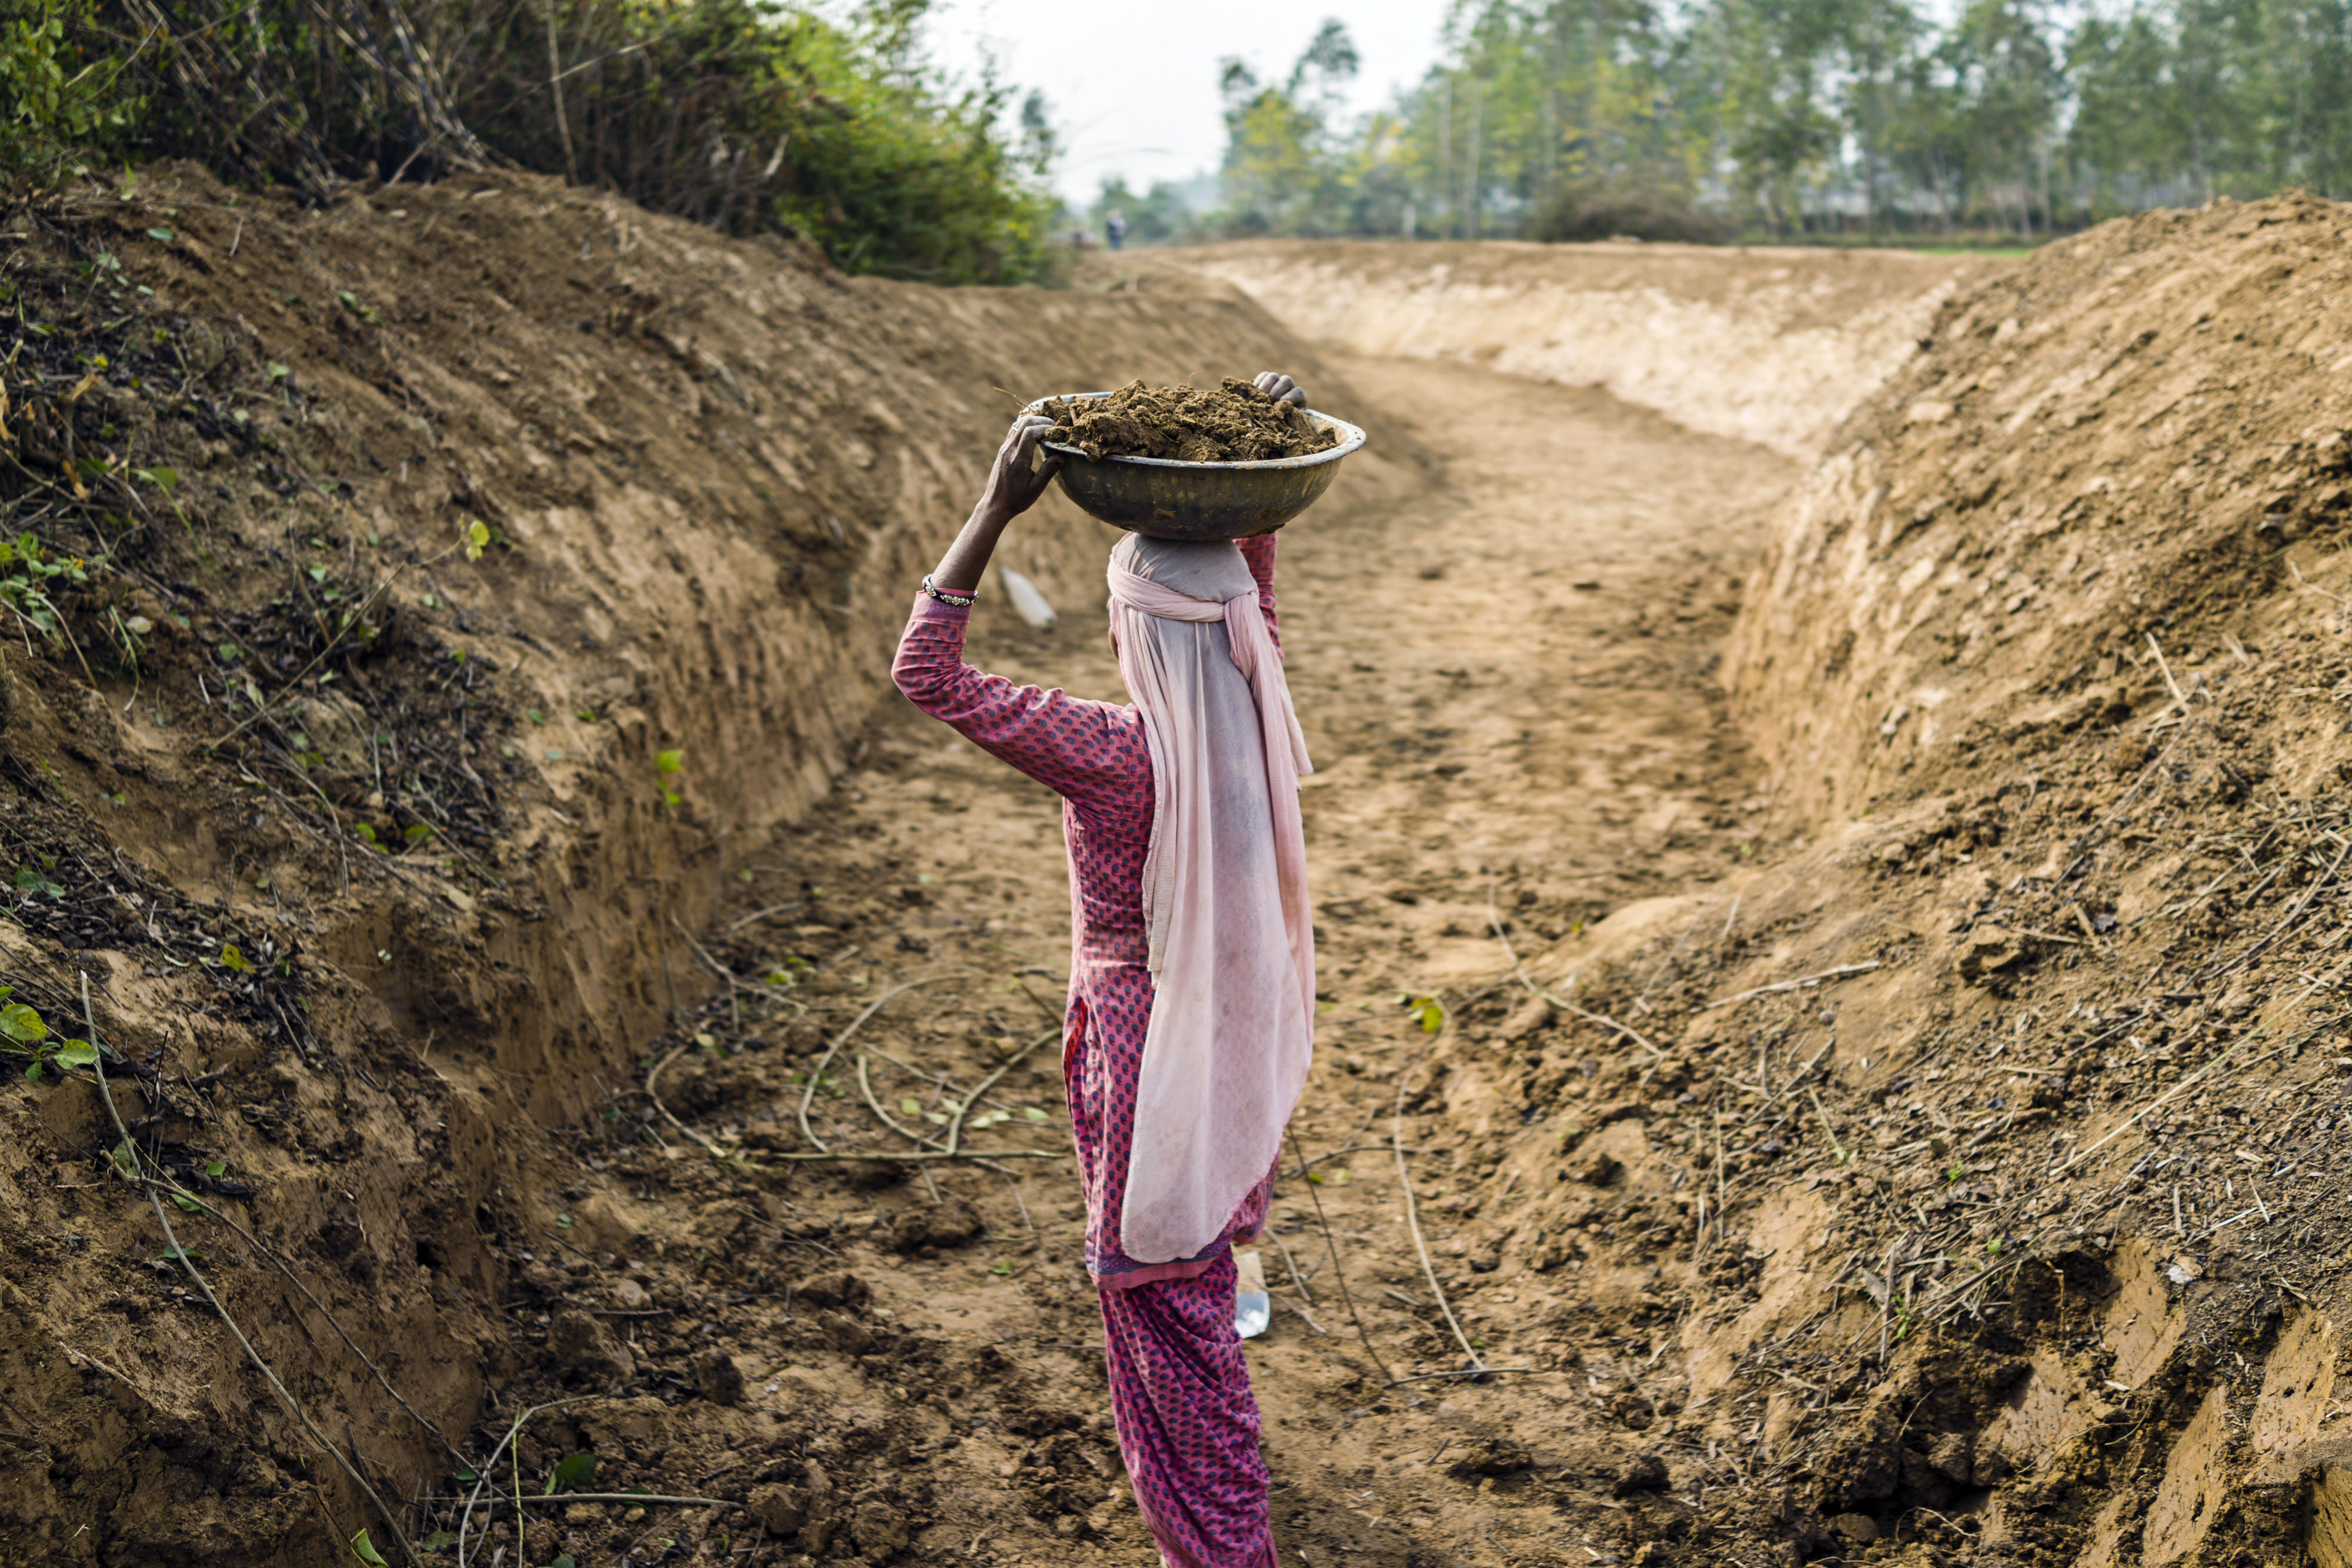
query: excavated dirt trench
[{"left": 14, "top": 175, "right": 2352, "bottom": 1568}]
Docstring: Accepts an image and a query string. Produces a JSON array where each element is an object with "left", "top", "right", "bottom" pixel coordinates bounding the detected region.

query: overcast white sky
[{"left": 920, "top": 2, "right": 1458, "bottom": 206}]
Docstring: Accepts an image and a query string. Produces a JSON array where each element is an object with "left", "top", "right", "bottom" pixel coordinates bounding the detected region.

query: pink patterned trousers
[{"left": 1099, "top": 1251, "right": 1279, "bottom": 1568}]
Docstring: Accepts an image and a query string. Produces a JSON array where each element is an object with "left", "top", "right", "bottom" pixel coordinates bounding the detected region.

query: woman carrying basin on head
[{"left": 892, "top": 372, "right": 1319, "bottom": 1568}]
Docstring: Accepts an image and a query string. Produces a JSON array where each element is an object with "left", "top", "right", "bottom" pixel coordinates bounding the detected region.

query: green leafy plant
[
  {"left": 0, "top": 0, "right": 143, "bottom": 170},
  {"left": 0, "top": 530, "right": 90, "bottom": 649},
  {"left": 544, "top": 1452, "right": 594, "bottom": 1494},
  {"left": 1399, "top": 991, "right": 1445, "bottom": 1033},
  {"left": 351, "top": 1529, "right": 389, "bottom": 1566},
  {"left": 2, "top": 988, "right": 96, "bottom": 1081},
  {"left": 656, "top": 747, "right": 685, "bottom": 807}
]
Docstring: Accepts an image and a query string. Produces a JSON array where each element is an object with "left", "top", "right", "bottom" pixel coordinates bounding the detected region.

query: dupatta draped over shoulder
[{"left": 1103, "top": 533, "right": 1315, "bottom": 1267}]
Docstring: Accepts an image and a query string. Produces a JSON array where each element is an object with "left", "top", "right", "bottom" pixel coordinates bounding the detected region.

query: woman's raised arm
[
  {"left": 895, "top": 413, "right": 1148, "bottom": 817},
  {"left": 927, "top": 414, "right": 1061, "bottom": 595}
]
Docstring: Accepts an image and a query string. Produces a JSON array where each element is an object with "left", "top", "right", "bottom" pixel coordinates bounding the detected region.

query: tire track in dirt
[{"left": 540, "top": 355, "right": 1803, "bottom": 1567}]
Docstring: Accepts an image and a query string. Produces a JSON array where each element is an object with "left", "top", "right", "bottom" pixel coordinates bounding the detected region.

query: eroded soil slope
[
  {"left": 0, "top": 166, "right": 1423, "bottom": 1566},
  {"left": 1405, "top": 193, "right": 2352, "bottom": 1568}
]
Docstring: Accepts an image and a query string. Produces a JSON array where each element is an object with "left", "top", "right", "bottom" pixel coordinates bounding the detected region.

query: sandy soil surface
[{"left": 461, "top": 353, "right": 1803, "bottom": 1567}]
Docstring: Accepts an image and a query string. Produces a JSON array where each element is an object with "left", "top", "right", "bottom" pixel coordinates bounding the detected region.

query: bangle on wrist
[{"left": 921, "top": 574, "right": 977, "bottom": 609}]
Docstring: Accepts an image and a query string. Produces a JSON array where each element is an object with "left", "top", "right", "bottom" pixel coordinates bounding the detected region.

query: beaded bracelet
[{"left": 921, "top": 574, "right": 977, "bottom": 609}]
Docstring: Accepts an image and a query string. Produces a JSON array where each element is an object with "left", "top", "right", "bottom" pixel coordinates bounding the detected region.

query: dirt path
[{"left": 487, "top": 356, "right": 1798, "bottom": 1567}]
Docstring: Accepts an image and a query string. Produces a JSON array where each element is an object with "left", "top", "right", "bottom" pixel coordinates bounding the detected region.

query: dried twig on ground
[
  {"left": 1391, "top": 1032, "right": 1487, "bottom": 1378},
  {"left": 646, "top": 1037, "right": 729, "bottom": 1159},
  {"left": 943, "top": 1027, "right": 1056, "bottom": 1159},
  {"left": 1699, "top": 961, "right": 1883, "bottom": 1011},
  {"left": 458, "top": 1395, "right": 602, "bottom": 1567},
  {"left": 764, "top": 1148, "right": 1067, "bottom": 1163},
  {"left": 1485, "top": 884, "right": 1665, "bottom": 1058},
  {"left": 725, "top": 901, "right": 804, "bottom": 934},
  {"left": 796, "top": 973, "right": 970, "bottom": 1152},
  {"left": 1284, "top": 1126, "right": 1392, "bottom": 1383}
]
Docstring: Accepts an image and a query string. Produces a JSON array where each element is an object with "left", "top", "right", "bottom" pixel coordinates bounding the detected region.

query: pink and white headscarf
[{"left": 1105, "top": 534, "right": 1315, "bottom": 1265}]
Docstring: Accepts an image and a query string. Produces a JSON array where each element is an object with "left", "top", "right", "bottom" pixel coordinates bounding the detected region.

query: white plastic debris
[
  {"left": 998, "top": 567, "right": 1058, "bottom": 631},
  {"left": 1234, "top": 1248, "right": 1271, "bottom": 1339}
]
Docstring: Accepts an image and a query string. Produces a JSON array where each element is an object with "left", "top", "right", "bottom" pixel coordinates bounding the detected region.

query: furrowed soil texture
[
  {"left": 11, "top": 173, "right": 2352, "bottom": 1568},
  {"left": 1041, "top": 378, "right": 1337, "bottom": 462}
]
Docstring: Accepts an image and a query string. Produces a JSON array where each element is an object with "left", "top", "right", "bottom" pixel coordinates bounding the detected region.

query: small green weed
[
  {"left": 0, "top": 990, "right": 96, "bottom": 1080},
  {"left": 544, "top": 1453, "right": 593, "bottom": 1493}
]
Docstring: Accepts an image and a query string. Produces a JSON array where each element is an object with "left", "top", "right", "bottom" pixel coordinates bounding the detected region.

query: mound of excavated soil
[
  {"left": 1043, "top": 377, "right": 1337, "bottom": 462},
  {"left": 1128, "top": 239, "right": 2016, "bottom": 457},
  {"left": 1732, "top": 191, "right": 2352, "bottom": 828},
  {"left": 0, "top": 163, "right": 1429, "bottom": 1568},
  {"left": 1383, "top": 194, "right": 2352, "bottom": 1568}
]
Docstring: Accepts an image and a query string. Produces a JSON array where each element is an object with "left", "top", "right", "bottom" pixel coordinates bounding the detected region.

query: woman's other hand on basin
[{"left": 1252, "top": 372, "right": 1307, "bottom": 406}]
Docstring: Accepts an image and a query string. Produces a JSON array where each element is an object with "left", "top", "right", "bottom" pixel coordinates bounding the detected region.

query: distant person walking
[
  {"left": 1107, "top": 209, "right": 1127, "bottom": 250},
  {"left": 895, "top": 373, "right": 1318, "bottom": 1568}
]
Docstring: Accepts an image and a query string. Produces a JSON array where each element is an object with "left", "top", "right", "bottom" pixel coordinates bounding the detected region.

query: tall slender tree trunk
[
  {"left": 1464, "top": 81, "right": 1483, "bottom": 239},
  {"left": 1439, "top": 79, "right": 1453, "bottom": 239}
]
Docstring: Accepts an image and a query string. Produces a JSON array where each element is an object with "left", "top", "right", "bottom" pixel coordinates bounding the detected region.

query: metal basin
[{"left": 1026, "top": 392, "right": 1367, "bottom": 541}]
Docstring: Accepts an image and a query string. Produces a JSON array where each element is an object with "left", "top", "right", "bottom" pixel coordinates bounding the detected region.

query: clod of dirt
[
  {"left": 888, "top": 1194, "right": 984, "bottom": 1251},
  {"left": 1446, "top": 1429, "right": 1532, "bottom": 1477},
  {"left": 821, "top": 1312, "right": 877, "bottom": 1355},
  {"left": 1613, "top": 1452, "right": 1669, "bottom": 1496},
  {"left": 693, "top": 1350, "right": 746, "bottom": 1406},
  {"left": 1043, "top": 377, "right": 1338, "bottom": 462},
  {"left": 848, "top": 1496, "right": 914, "bottom": 1554},
  {"left": 748, "top": 1482, "right": 811, "bottom": 1535},
  {"left": 1927, "top": 1432, "right": 1975, "bottom": 1484},
  {"left": 795, "top": 1269, "right": 872, "bottom": 1312},
  {"left": 1826, "top": 1513, "right": 1881, "bottom": 1545},
  {"left": 547, "top": 1307, "right": 635, "bottom": 1384},
  {"left": 1571, "top": 1149, "right": 1625, "bottom": 1186},
  {"left": 1954, "top": 925, "right": 2030, "bottom": 982}
]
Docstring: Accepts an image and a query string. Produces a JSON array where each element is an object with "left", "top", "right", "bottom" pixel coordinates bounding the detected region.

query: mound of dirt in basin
[{"left": 1043, "top": 376, "right": 1337, "bottom": 462}]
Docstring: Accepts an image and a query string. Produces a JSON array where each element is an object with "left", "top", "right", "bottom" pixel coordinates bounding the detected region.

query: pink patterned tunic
[{"left": 893, "top": 534, "right": 1285, "bottom": 1568}]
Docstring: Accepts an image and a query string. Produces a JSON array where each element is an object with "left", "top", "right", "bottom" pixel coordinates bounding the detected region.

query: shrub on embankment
[{"left": 0, "top": 0, "right": 1058, "bottom": 283}]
